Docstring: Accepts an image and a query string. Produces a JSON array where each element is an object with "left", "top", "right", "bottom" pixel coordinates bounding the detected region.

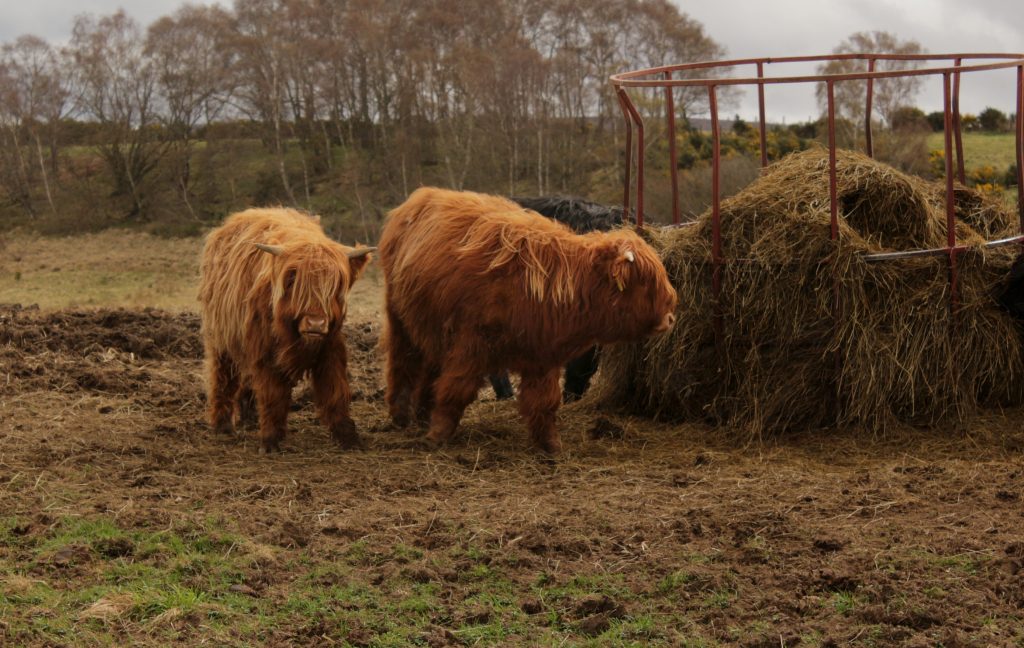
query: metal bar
[
  {"left": 611, "top": 53, "right": 1024, "bottom": 88},
  {"left": 1017, "top": 65, "right": 1024, "bottom": 233},
  {"left": 665, "top": 71, "right": 680, "bottom": 224},
  {"left": 943, "top": 73, "right": 959, "bottom": 315},
  {"left": 615, "top": 89, "right": 633, "bottom": 224},
  {"left": 757, "top": 61, "right": 768, "bottom": 167},
  {"left": 709, "top": 84, "right": 723, "bottom": 337},
  {"left": 827, "top": 80, "right": 841, "bottom": 386},
  {"left": 618, "top": 90, "right": 646, "bottom": 227},
  {"left": 827, "top": 82, "right": 839, "bottom": 241},
  {"left": 862, "top": 235, "right": 1024, "bottom": 261},
  {"left": 953, "top": 58, "right": 966, "bottom": 184},
  {"left": 865, "top": 58, "right": 875, "bottom": 157}
]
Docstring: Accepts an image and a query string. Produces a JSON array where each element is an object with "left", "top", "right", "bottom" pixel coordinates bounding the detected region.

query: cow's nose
[
  {"left": 302, "top": 316, "right": 328, "bottom": 334},
  {"left": 653, "top": 312, "right": 676, "bottom": 334}
]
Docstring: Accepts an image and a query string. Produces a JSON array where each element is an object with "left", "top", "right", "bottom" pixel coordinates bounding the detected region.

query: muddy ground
[{"left": 1, "top": 304, "right": 1024, "bottom": 646}]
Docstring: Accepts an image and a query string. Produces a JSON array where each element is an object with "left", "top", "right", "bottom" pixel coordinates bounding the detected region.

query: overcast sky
[
  {"left": 1, "top": 0, "right": 1021, "bottom": 122},
  {"left": 684, "top": 0, "right": 1024, "bottom": 122}
]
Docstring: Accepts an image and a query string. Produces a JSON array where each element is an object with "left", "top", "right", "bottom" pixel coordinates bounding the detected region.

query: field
[
  {"left": 3, "top": 231, "right": 1024, "bottom": 646},
  {"left": 925, "top": 131, "right": 1018, "bottom": 173}
]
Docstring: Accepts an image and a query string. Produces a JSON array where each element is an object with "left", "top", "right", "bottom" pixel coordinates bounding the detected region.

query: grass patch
[
  {"left": 0, "top": 231, "right": 200, "bottom": 310},
  {"left": 830, "top": 590, "right": 860, "bottom": 615},
  {"left": 926, "top": 131, "right": 1017, "bottom": 172}
]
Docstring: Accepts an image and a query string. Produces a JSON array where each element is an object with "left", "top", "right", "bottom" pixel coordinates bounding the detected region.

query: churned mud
[{"left": 1, "top": 305, "right": 1023, "bottom": 646}]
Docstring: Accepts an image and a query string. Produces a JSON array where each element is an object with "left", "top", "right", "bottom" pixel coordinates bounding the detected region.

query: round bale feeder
[{"left": 599, "top": 53, "right": 1024, "bottom": 435}]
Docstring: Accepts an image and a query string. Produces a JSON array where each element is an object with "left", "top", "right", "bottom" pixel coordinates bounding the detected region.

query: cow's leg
[
  {"left": 235, "top": 385, "right": 257, "bottom": 429},
  {"left": 562, "top": 346, "right": 601, "bottom": 403},
  {"left": 413, "top": 363, "right": 440, "bottom": 426},
  {"left": 206, "top": 349, "right": 239, "bottom": 436},
  {"left": 425, "top": 353, "right": 482, "bottom": 445},
  {"left": 488, "top": 372, "right": 515, "bottom": 400},
  {"left": 312, "top": 341, "right": 360, "bottom": 449},
  {"left": 518, "top": 368, "right": 563, "bottom": 453},
  {"left": 385, "top": 309, "right": 422, "bottom": 428},
  {"left": 253, "top": 367, "right": 291, "bottom": 453}
]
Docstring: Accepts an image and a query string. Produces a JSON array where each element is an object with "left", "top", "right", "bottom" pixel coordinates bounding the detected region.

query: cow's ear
[
  {"left": 609, "top": 246, "right": 635, "bottom": 292},
  {"left": 346, "top": 245, "right": 375, "bottom": 283}
]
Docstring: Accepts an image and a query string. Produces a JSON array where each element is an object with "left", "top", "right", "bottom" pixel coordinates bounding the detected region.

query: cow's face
[
  {"left": 597, "top": 234, "right": 677, "bottom": 340},
  {"left": 257, "top": 243, "right": 374, "bottom": 343}
]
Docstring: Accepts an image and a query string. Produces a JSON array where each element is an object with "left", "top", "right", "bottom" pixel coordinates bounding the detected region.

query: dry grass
[
  {"left": 0, "top": 229, "right": 385, "bottom": 321},
  {"left": 594, "top": 147, "right": 1023, "bottom": 435}
]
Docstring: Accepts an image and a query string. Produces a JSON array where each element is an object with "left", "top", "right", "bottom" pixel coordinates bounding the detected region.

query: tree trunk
[{"left": 33, "top": 132, "right": 56, "bottom": 215}]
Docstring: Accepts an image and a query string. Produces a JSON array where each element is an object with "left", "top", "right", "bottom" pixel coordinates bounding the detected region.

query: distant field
[
  {"left": 925, "top": 131, "right": 1017, "bottom": 171},
  {"left": 0, "top": 231, "right": 201, "bottom": 311},
  {"left": 0, "top": 230, "right": 385, "bottom": 320}
]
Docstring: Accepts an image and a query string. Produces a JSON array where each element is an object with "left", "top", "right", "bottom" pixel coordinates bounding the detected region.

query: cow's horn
[
  {"left": 255, "top": 243, "right": 284, "bottom": 256},
  {"left": 624, "top": 250, "right": 635, "bottom": 263},
  {"left": 347, "top": 246, "right": 377, "bottom": 259}
]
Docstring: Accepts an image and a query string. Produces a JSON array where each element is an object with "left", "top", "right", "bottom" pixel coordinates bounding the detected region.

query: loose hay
[{"left": 595, "top": 148, "right": 1024, "bottom": 435}]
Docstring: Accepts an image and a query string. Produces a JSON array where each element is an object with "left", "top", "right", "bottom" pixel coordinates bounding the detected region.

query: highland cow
[
  {"left": 380, "top": 187, "right": 677, "bottom": 453},
  {"left": 487, "top": 195, "right": 633, "bottom": 402},
  {"left": 198, "top": 208, "right": 374, "bottom": 453},
  {"left": 999, "top": 253, "right": 1024, "bottom": 321}
]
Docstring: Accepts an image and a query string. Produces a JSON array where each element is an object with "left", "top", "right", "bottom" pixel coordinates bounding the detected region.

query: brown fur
[
  {"left": 198, "top": 208, "right": 372, "bottom": 452},
  {"left": 380, "top": 187, "right": 677, "bottom": 452}
]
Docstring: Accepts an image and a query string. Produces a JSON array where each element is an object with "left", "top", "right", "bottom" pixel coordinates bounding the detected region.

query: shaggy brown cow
[
  {"left": 199, "top": 208, "right": 374, "bottom": 453},
  {"left": 380, "top": 187, "right": 677, "bottom": 453}
]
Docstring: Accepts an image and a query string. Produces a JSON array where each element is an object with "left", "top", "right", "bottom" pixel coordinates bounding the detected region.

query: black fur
[
  {"left": 998, "top": 253, "right": 1024, "bottom": 320},
  {"left": 511, "top": 195, "right": 631, "bottom": 233}
]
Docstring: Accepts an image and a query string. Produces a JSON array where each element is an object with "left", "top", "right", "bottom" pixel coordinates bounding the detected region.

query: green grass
[
  {"left": 4, "top": 515, "right": 715, "bottom": 646},
  {"left": 925, "top": 131, "right": 1017, "bottom": 172},
  {"left": 830, "top": 590, "right": 860, "bottom": 615}
]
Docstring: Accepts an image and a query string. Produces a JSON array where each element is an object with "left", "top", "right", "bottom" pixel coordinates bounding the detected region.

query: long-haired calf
[
  {"left": 198, "top": 208, "right": 374, "bottom": 452},
  {"left": 379, "top": 187, "right": 676, "bottom": 453}
]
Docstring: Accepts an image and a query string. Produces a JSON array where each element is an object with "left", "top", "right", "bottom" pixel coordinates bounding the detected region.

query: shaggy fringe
[{"left": 198, "top": 208, "right": 356, "bottom": 358}]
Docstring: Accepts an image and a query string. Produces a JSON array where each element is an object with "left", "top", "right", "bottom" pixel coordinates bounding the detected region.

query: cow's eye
[{"left": 284, "top": 270, "right": 297, "bottom": 290}]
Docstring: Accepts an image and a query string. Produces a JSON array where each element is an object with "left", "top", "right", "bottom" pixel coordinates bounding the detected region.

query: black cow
[
  {"left": 488, "top": 196, "right": 631, "bottom": 402},
  {"left": 998, "top": 253, "right": 1024, "bottom": 320}
]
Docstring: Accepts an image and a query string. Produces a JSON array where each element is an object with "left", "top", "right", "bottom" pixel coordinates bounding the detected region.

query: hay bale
[
  {"left": 926, "top": 181, "right": 1018, "bottom": 239},
  {"left": 595, "top": 148, "right": 1024, "bottom": 435}
]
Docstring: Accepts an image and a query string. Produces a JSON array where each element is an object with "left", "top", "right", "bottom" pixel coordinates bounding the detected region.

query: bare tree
[
  {"left": 147, "top": 5, "right": 235, "bottom": 218},
  {"left": 230, "top": 0, "right": 297, "bottom": 204},
  {"left": 816, "top": 31, "right": 925, "bottom": 133},
  {"left": 0, "top": 59, "right": 34, "bottom": 213},
  {"left": 0, "top": 36, "right": 74, "bottom": 215},
  {"left": 70, "top": 10, "right": 166, "bottom": 219},
  {"left": 0, "top": 0, "right": 731, "bottom": 226}
]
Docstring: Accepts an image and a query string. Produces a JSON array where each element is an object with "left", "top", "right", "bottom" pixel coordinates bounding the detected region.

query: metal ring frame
[{"left": 611, "top": 53, "right": 1024, "bottom": 321}]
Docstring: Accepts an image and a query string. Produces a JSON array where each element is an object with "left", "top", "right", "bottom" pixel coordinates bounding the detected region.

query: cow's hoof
[
  {"left": 336, "top": 435, "right": 364, "bottom": 450},
  {"left": 415, "top": 436, "right": 444, "bottom": 452},
  {"left": 390, "top": 412, "right": 411, "bottom": 428},
  {"left": 234, "top": 414, "right": 257, "bottom": 431},
  {"left": 258, "top": 438, "right": 282, "bottom": 454},
  {"left": 331, "top": 422, "right": 363, "bottom": 450},
  {"left": 535, "top": 437, "right": 563, "bottom": 455},
  {"left": 424, "top": 427, "right": 454, "bottom": 446},
  {"left": 213, "top": 420, "right": 235, "bottom": 436}
]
